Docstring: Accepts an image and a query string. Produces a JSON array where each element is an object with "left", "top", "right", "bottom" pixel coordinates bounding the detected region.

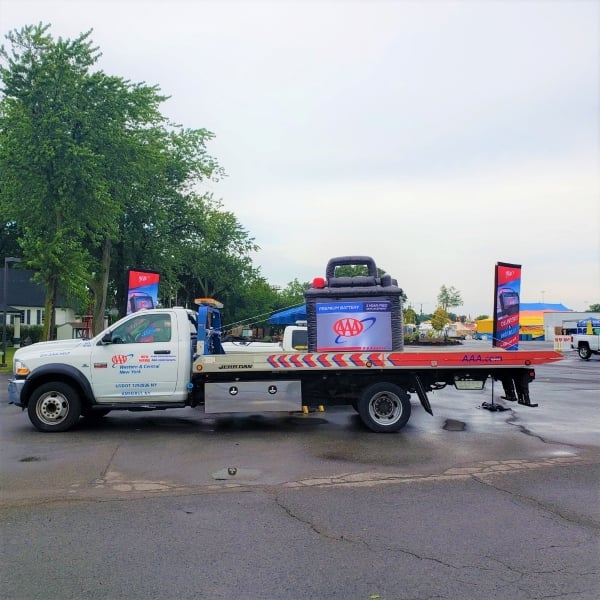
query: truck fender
[{"left": 20, "top": 364, "right": 95, "bottom": 408}]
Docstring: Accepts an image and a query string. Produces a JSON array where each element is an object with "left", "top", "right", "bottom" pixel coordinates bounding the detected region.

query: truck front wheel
[
  {"left": 27, "top": 382, "right": 82, "bottom": 432},
  {"left": 358, "top": 382, "right": 411, "bottom": 433},
  {"left": 578, "top": 345, "right": 592, "bottom": 360}
]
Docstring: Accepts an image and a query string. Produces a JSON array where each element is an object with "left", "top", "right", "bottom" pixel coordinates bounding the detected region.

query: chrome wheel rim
[
  {"left": 368, "top": 391, "right": 403, "bottom": 425},
  {"left": 36, "top": 391, "right": 69, "bottom": 425}
]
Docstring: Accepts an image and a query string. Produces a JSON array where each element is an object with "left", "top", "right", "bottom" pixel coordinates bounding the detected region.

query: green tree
[
  {"left": 0, "top": 25, "right": 167, "bottom": 336},
  {"left": 1, "top": 24, "right": 232, "bottom": 337},
  {"left": 437, "top": 285, "right": 463, "bottom": 312},
  {"left": 587, "top": 303, "right": 600, "bottom": 312},
  {"left": 331, "top": 263, "right": 407, "bottom": 304},
  {"left": 403, "top": 306, "right": 418, "bottom": 325},
  {"left": 334, "top": 264, "right": 374, "bottom": 277},
  {"left": 84, "top": 85, "right": 176, "bottom": 333},
  {"left": 172, "top": 196, "right": 259, "bottom": 319},
  {"left": 0, "top": 220, "right": 20, "bottom": 259},
  {"left": 1, "top": 25, "right": 104, "bottom": 337},
  {"left": 222, "top": 277, "right": 280, "bottom": 333},
  {"left": 431, "top": 306, "right": 449, "bottom": 332},
  {"left": 277, "top": 278, "right": 309, "bottom": 309},
  {"left": 219, "top": 278, "right": 310, "bottom": 334}
]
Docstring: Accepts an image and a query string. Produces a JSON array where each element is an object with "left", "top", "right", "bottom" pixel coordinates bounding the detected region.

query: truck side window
[
  {"left": 112, "top": 314, "right": 171, "bottom": 344},
  {"left": 138, "top": 316, "right": 171, "bottom": 343}
]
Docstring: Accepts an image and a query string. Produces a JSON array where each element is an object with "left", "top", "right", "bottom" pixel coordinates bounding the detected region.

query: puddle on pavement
[{"left": 443, "top": 419, "right": 466, "bottom": 432}]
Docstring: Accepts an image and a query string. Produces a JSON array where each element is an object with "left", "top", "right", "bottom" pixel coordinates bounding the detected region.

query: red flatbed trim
[{"left": 265, "top": 350, "right": 563, "bottom": 370}]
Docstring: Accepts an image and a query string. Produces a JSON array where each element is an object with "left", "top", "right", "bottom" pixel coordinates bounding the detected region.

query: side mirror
[{"left": 101, "top": 332, "right": 114, "bottom": 344}]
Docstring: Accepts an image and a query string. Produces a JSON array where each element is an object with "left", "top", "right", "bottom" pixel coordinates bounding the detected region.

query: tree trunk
[
  {"left": 43, "top": 277, "right": 58, "bottom": 341},
  {"left": 91, "top": 238, "right": 112, "bottom": 335},
  {"left": 112, "top": 240, "right": 127, "bottom": 312}
]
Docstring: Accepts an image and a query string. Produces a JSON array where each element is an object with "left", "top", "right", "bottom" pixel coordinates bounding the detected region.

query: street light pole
[{"left": 2, "top": 257, "right": 22, "bottom": 368}]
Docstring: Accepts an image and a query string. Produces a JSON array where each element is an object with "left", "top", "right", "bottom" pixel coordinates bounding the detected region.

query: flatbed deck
[{"left": 195, "top": 349, "right": 563, "bottom": 373}]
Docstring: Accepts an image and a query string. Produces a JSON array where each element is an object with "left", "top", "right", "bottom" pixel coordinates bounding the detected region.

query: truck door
[{"left": 90, "top": 312, "right": 181, "bottom": 402}]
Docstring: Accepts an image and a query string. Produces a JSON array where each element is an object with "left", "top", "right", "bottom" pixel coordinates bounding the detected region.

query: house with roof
[{"left": 0, "top": 268, "right": 80, "bottom": 342}]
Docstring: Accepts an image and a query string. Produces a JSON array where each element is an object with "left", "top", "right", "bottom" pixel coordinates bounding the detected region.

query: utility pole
[{"left": 2, "top": 257, "right": 22, "bottom": 367}]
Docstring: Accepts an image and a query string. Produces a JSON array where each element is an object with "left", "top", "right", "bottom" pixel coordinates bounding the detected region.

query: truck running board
[{"left": 90, "top": 402, "right": 187, "bottom": 411}]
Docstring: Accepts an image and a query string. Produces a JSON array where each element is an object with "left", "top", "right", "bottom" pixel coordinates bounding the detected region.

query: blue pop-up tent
[
  {"left": 269, "top": 305, "right": 307, "bottom": 325},
  {"left": 577, "top": 317, "right": 600, "bottom": 327}
]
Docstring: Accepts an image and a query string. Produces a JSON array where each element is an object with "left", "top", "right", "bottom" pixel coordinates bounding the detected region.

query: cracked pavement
[{"left": 1, "top": 346, "right": 599, "bottom": 599}]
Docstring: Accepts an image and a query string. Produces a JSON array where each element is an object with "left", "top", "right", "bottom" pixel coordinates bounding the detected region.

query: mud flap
[{"left": 411, "top": 374, "right": 433, "bottom": 416}]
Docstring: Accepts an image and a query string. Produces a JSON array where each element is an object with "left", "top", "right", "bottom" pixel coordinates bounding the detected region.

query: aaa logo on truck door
[{"left": 111, "top": 354, "right": 132, "bottom": 365}]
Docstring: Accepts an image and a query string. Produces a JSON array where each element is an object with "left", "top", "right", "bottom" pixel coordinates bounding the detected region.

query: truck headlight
[{"left": 14, "top": 360, "right": 30, "bottom": 377}]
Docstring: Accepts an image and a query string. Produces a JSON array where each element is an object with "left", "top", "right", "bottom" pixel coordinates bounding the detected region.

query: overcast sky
[{"left": 2, "top": 0, "right": 599, "bottom": 316}]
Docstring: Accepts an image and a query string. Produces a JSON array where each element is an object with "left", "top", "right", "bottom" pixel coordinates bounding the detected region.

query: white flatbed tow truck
[{"left": 8, "top": 303, "right": 563, "bottom": 433}]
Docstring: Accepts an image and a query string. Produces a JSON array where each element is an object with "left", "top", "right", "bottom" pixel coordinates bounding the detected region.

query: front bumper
[{"left": 8, "top": 378, "right": 25, "bottom": 407}]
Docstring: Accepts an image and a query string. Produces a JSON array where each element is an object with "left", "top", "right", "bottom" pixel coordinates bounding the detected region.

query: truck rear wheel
[
  {"left": 578, "top": 345, "right": 592, "bottom": 360},
  {"left": 358, "top": 382, "right": 411, "bottom": 433},
  {"left": 27, "top": 382, "right": 82, "bottom": 432}
]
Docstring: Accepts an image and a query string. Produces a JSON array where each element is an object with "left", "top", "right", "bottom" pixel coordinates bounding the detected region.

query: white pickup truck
[
  {"left": 221, "top": 324, "right": 307, "bottom": 353},
  {"left": 571, "top": 332, "right": 600, "bottom": 360}
]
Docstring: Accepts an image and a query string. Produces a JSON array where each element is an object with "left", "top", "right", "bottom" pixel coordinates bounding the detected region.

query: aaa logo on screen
[{"left": 332, "top": 317, "right": 376, "bottom": 338}]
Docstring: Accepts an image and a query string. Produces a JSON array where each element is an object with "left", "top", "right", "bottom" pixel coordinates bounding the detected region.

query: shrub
[{"left": 1, "top": 325, "right": 44, "bottom": 345}]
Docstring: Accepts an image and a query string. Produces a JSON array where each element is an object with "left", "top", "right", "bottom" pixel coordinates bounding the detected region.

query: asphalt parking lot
[{"left": 1, "top": 343, "right": 599, "bottom": 599}]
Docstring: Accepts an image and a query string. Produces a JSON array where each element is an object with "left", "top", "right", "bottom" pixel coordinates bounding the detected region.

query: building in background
[
  {"left": 476, "top": 303, "right": 573, "bottom": 341},
  {"left": 0, "top": 269, "right": 79, "bottom": 342}
]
